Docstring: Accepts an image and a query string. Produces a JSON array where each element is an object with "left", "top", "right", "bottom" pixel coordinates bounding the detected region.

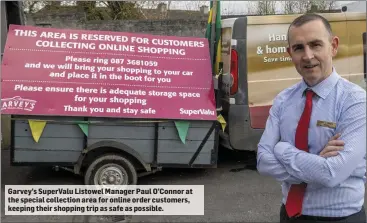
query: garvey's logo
[{"left": 1, "top": 96, "right": 37, "bottom": 111}]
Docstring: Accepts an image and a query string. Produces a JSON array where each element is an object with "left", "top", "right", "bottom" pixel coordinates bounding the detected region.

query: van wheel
[{"left": 84, "top": 154, "right": 138, "bottom": 185}]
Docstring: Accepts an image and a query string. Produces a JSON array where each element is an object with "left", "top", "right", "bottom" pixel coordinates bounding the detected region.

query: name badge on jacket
[{"left": 317, "top": 120, "right": 337, "bottom": 129}]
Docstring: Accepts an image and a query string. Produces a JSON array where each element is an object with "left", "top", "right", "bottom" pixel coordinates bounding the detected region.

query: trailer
[
  {"left": 2, "top": 15, "right": 222, "bottom": 186},
  {"left": 10, "top": 115, "right": 219, "bottom": 185}
]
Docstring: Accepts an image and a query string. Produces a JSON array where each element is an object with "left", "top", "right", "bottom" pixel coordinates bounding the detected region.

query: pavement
[{"left": 0, "top": 148, "right": 286, "bottom": 222}]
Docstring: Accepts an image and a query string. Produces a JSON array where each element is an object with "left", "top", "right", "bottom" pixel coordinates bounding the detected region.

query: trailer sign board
[{"left": 1, "top": 25, "right": 217, "bottom": 120}]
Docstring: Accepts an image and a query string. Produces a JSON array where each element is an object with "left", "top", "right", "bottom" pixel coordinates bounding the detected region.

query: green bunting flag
[
  {"left": 174, "top": 121, "right": 190, "bottom": 144},
  {"left": 78, "top": 123, "right": 89, "bottom": 137}
]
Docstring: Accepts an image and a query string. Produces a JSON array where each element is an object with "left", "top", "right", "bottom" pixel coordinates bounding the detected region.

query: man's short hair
[{"left": 287, "top": 13, "right": 333, "bottom": 43}]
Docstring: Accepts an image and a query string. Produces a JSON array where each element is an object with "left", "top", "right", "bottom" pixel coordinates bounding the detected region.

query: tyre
[
  {"left": 82, "top": 155, "right": 136, "bottom": 222},
  {"left": 84, "top": 154, "right": 138, "bottom": 185}
]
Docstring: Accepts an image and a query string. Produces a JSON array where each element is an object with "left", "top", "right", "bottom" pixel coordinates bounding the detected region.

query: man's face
[{"left": 287, "top": 19, "right": 339, "bottom": 86}]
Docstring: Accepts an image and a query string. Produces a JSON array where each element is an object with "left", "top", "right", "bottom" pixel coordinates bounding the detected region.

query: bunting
[
  {"left": 205, "top": 0, "right": 222, "bottom": 76},
  {"left": 217, "top": 114, "right": 227, "bottom": 132},
  {"left": 214, "top": 1, "right": 222, "bottom": 76},
  {"left": 205, "top": 2, "right": 213, "bottom": 42},
  {"left": 174, "top": 121, "right": 190, "bottom": 144},
  {"left": 78, "top": 123, "right": 89, "bottom": 137},
  {"left": 206, "top": 0, "right": 225, "bottom": 134},
  {"left": 28, "top": 120, "right": 47, "bottom": 143},
  {"left": 24, "top": 118, "right": 222, "bottom": 145}
]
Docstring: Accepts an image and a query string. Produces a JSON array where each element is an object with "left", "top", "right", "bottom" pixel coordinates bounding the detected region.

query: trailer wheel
[
  {"left": 82, "top": 154, "right": 135, "bottom": 222},
  {"left": 84, "top": 154, "right": 138, "bottom": 185}
]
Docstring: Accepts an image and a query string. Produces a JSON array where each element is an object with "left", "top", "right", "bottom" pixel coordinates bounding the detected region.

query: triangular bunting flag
[
  {"left": 217, "top": 114, "right": 227, "bottom": 132},
  {"left": 78, "top": 123, "right": 89, "bottom": 137},
  {"left": 28, "top": 120, "right": 47, "bottom": 143},
  {"left": 174, "top": 121, "right": 190, "bottom": 144}
]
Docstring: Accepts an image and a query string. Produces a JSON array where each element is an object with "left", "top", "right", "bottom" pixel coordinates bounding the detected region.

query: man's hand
[{"left": 319, "top": 133, "right": 344, "bottom": 158}]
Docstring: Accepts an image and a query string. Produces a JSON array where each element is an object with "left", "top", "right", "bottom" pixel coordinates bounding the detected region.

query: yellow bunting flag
[
  {"left": 28, "top": 120, "right": 47, "bottom": 143},
  {"left": 217, "top": 114, "right": 227, "bottom": 132}
]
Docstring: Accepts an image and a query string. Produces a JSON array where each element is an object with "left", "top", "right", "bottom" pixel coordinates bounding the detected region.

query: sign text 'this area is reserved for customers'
[{"left": 1, "top": 25, "right": 217, "bottom": 121}]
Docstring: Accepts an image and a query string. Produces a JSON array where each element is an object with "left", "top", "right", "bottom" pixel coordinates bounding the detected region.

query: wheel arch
[{"left": 74, "top": 140, "right": 151, "bottom": 175}]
